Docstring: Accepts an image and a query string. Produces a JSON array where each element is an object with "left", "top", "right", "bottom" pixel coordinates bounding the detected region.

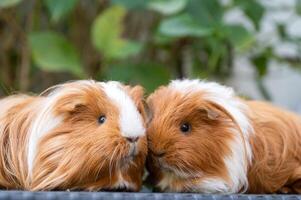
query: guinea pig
[
  {"left": 146, "top": 79, "right": 301, "bottom": 194},
  {"left": 0, "top": 80, "right": 148, "bottom": 191}
]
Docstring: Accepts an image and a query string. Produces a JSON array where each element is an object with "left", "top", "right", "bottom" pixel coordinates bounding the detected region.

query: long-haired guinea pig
[
  {"left": 0, "top": 80, "right": 148, "bottom": 191},
  {"left": 146, "top": 79, "right": 301, "bottom": 194}
]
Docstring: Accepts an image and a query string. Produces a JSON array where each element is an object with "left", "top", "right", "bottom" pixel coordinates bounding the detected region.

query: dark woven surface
[{"left": 0, "top": 191, "right": 300, "bottom": 200}]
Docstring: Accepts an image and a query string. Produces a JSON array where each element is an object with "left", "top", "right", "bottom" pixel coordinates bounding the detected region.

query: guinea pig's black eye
[
  {"left": 180, "top": 123, "right": 191, "bottom": 133},
  {"left": 98, "top": 115, "right": 106, "bottom": 124}
]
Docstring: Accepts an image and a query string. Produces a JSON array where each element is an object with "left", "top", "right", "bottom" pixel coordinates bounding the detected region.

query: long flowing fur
[
  {"left": 247, "top": 101, "right": 301, "bottom": 193},
  {"left": 146, "top": 79, "right": 301, "bottom": 193},
  {"left": 0, "top": 95, "right": 38, "bottom": 189},
  {"left": 0, "top": 80, "right": 147, "bottom": 191}
]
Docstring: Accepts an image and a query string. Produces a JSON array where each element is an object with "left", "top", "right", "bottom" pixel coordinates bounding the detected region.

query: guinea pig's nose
[
  {"left": 126, "top": 137, "right": 139, "bottom": 143},
  {"left": 153, "top": 151, "right": 166, "bottom": 157}
]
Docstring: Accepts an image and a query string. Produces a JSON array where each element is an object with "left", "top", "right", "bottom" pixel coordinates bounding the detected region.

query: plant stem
[
  {"left": 256, "top": 76, "right": 272, "bottom": 101},
  {"left": 19, "top": 0, "right": 35, "bottom": 91}
]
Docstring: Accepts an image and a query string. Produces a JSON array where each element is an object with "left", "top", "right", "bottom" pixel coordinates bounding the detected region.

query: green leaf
[
  {"left": 44, "top": 0, "right": 79, "bottom": 23},
  {"left": 158, "top": 14, "right": 212, "bottom": 37},
  {"left": 234, "top": 0, "right": 265, "bottom": 30},
  {"left": 205, "top": 38, "right": 225, "bottom": 72},
  {"left": 0, "top": 0, "right": 23, "bottom": 8},
  {"left": 91, "top": 5, "right": 142, "bottom": 60},
  {"left": 29, "top": 31, "right": 83, "bottom": 77},
  {"left": 185, "top": 0, "right": 223, "bottom": 27},
  {"left": 111, "top": 0, "right": 149, "bottom": 9},
  {"left": 148, "top": 0, "right": 188, "bottom": 15},
  {"left": 296, "top": 0, "right": 301, "bottom": 16},
  {"left": 226, "top": 25, "right": 254, "bottom": 51},
  {"left": 153, "top": 32, "right": 176, "bottom": 45},
  {"left": 103, "top": 63, "right": 171, "bottom": 92}
]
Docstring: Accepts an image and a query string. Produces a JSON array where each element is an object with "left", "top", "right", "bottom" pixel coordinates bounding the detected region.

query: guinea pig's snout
[
  {"left": 152, "top": 150, "right": 166, "bottom": 158},
  {"left": 125, "top": 136, "right": 139, "bottom": 143},
  {"left": 125, "top": 136, "right": 141, "bottom": 158},
  {"left": 127, "top": 140, "right": 140, "bottom": 158}
]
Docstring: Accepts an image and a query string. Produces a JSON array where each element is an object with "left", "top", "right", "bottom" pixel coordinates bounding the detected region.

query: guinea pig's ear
[
  {"left": 125, "top": 85, "right": 152, "bottom": 122},
  {"left": 54, "top": 94, "right": 86, "bottom": 114},
  {"left": 141, "top": 99, "right": 152, "bottom": 124},
  {"left": 125, "top": 85, "right": 144, "bottom": 104},
  {"left": 60, "top": 99, "right": 85, "bottom": 113},
  {"left": 198, "top": 107, "right": 220, "bottom": 121}
]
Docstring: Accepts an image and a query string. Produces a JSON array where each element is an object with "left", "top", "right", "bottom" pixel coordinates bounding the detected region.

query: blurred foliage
[
  {"left": 91, "top": 5, "right": 142, "bottom": 61},
  {"left": 45, "top": 0, "right": 79, "bottom": 23},
  {"left": 29, "top": 31, "right": 83, "bottom": 76},
  {"left": 0, "top": 0, "right": 301, "bottom": 96},
  {"left": 0, "top": 0, "right": 22, "bottom": 8}
]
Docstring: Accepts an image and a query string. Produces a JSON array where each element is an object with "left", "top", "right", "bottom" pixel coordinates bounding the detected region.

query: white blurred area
[{"left": 224, "top": 0, "right": 301, "bottom": 113}]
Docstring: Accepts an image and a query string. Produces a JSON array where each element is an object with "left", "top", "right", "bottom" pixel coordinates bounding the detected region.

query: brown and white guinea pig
[
  {"left": 0, "top": 80, "right": 148, "bottom": 191},
  {"left": 146, "top": 79, "right": 301, "bottom": 194}
]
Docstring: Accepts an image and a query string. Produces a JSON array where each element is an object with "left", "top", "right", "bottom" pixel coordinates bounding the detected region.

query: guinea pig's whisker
[
  {"left": 94, "top": 159, "right": 106, "bottom": 182},
  {"left": 174, "top": 165, "right": 188, "bottom": 178},
  {"left": 130, "top": 158, "right": 138, "bottom": 168},
  {"left": 171, "top": 158, "right": 198, "bottom": 179},
  {"left": 109, "top": 145, "right": 119, "bottom": 181}
]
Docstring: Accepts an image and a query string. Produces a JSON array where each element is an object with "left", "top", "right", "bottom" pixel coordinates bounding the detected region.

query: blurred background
[{"left": 0, "top": 0, "right": 301, "bottom": 112}]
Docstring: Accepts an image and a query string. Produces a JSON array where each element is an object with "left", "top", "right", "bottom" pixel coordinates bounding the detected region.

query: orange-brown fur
[
  {"left": 0, "top": 95, "right": 38, "bottom": 189},
  {"left": 146, "top": 88, "right": 237, "bottom": 192},
  {"left": 0, "top": 81, "right": 147, "bottom": 191},
  {"left": 246, "top": 101, "right": 301, "bottom": 193},
  {"left": 146, "top": 86, "right": 301, "bottom": 193}
]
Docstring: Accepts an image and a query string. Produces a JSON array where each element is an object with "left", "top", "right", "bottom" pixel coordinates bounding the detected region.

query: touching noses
[
  {"left": 126, "top": 137, "right": 139, "bottom": 143},
  {"left": 152, "top": 150, "right": 166, "bottom": 157}
]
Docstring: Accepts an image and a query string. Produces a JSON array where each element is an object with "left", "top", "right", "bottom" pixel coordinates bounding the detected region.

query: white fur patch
[
  {"left": 99, "top": 81, "right": 145, "bottom": 138},
  {"left": 169, "top": 79, "right": 253, "bottom": 193},
  {"left": 157, "top": 173, "right": 176, "bottom": 192},
  {"left": 27, "top": 98, "right": 62, "bottom": 174},
  {"left": 0, "top": 95, "right": 29, "bottom": 115},
  {"left": 158, "top": 172, "right": 229, "bottom": 193},
  {"left": 27, "top": 80, "right": 98, "bottom": 174},
  {"left": 196, "top": 178, "right": 229, "bottom": 193}
]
